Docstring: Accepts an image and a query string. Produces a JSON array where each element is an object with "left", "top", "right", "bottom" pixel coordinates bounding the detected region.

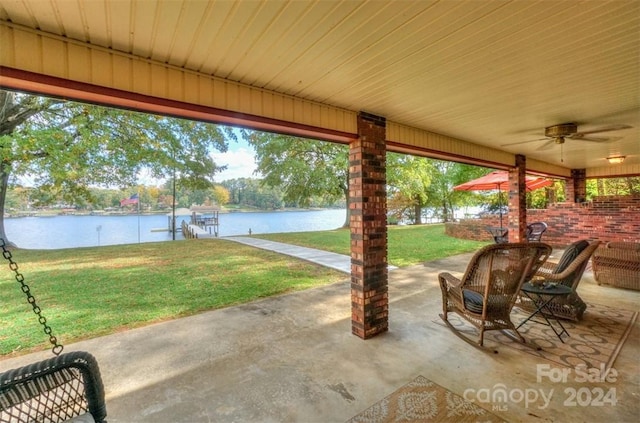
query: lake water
[{"left": 5, "top": 209, "right": 346, "bottom": 250}]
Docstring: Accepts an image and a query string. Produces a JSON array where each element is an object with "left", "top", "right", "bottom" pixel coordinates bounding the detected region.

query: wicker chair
[
  {"left": 526, "top": 222, "right": 547, "bottom": 242},
  {"left": 0, "top": 351, "right": 107, "bottom": 423},
  {"left": 592, "top": 242, "right": 640, "bottom": 291},
  {"left": 517, "top": 239, "right": 600, "bottom": 322},
  {"left": 439, "top": 242, "right": 552, "bottom": 346}
]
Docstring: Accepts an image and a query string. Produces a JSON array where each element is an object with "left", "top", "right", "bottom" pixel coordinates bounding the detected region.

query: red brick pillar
[
  {"left": 508, "top": 155, "right": 527, "bottom": 242},
  {"left": 568, "top": 169, "right": 587, "bottom": 203},
  {"left": 350, "top": 112, "right": 388, "bottom": 339}
]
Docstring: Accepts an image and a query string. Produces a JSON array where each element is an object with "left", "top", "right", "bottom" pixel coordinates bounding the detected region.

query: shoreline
[{"left": 4, "top": 207, "right": 343, "bottom": 219}]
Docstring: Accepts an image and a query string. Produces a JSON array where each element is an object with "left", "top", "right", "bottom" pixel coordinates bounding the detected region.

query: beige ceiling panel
[
  {"left": 250, "top": 88, "right": 264, "bottom": 117},
  {"left": 259, "top": 1, "right": 365, "bottom": 93},
  {"left": 588, "top": 164, "right": 640, "bottom": 179},
  {"left": 192, "top": 75, "right": 209, "bottom": 106},
  {"left": 82, "top": 1, "right": 109, "bottom": 47},
  {"left": 183, "top": 1, "right": 237, "bottom": 74},
  {"left": 525, "top": 159, "right": 571, "bottom": 179},
  {"left": 0, "top": 26, "right": 13, "bottom": 65},
  {"left": 160, "top": 1, "right": 213, "bottom": 67},
  {"left": 236, "top": 1, "right": 337, "bottom": 87},
  {"left": 387, "top": 121, "right": 513, "bottom": 167},
  {"left": 279, "top": 1, "right": 407, "bottom": 98},
  {"left": 91, "top": 50, "right": 114, "bottom": 88},
  {"left": 42, "top": 37, "right": 67, "bottom": 79},
  {"left": 107, "top": 0, "right": 133, "bottom": 53},
  {"left": 150, "top": 65, "right": 168, "bottom": 99},
  {"left": 0, "top": 0, "right": 37, "bottom": 30},
  {"left": 132, "top": 60, "right": 152, "bottom": 95},
  {"left": 12, "top": 28, "right": 42, "bottom": 72},
  {"left": 167, "top": 68, "right": 185, "bottom": 102},
  {"left": 201, "top": 2, "right": 261, "bottom": 78},
  {"left": 112, "top": 55, "right": 132, "bottom": 92},
  {"left": 210, "top": 78, "right": 228, "bottom": 110},
  {"left": 148, "top": 1, "right": 190, "bottom": 64},
  {"left": 130, "top": 0, "right": 158, "bottom": 58},
  {"left": 239, "top": 85, "right": 254, "bottom": 116},
  {"left": 225, "top": 82, "right": 240, "bottom": 113},
  {"left": 232, "top": 1, "right": 312, "bottom": 85},
  {"left": 183, "top": 72, "right": 199, "bottom": 105},
  {"left": 213, "top": 1, "right": 288, "bottom": 80},
  {"left": 53, "top": 0, "right": 87, "bottom": 41},
  {"left": 67, "top": 43, "right": 91, "bottom": 82}
]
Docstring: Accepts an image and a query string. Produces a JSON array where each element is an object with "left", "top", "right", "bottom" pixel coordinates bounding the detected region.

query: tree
[
  {"left": 211, "top": 185, "right": 230, "bottom": 206},
  {"left": 424, "top": 161, "right": 489, "bottom": 222},
  {"left": 243, "top": 131, "right": 350, "bottom": 226},
  {"left": 386, "top": 153, "right": 433, "bottom": 224},
  {"left": 589, "top": 177, "right": 640, "bottom": 198},
  {"left": 0, "top": 90, "right": 231, "bottom": 245}
]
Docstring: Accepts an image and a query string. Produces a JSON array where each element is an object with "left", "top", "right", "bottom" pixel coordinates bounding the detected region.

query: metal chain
[{"left": 1, "top": 238, "right": 63, "bottom": 356}]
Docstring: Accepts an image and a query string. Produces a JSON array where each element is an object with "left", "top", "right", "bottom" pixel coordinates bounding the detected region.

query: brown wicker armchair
[
  {"left": 592, "top": 242, "right": 640, "bottom": 290},
  {"left": 517, "top": 239, "right": 600, "bottom": 322},
  {"left": 439, "top": 242, "right": 551, "bottom": 346},
  {"left": 0, "top": 351, "right": 107, "bottom": 423}
]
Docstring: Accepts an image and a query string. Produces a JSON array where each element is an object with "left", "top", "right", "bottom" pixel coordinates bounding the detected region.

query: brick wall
[{"left": 445, "top": 195, "right": 640, "bottom": 247}]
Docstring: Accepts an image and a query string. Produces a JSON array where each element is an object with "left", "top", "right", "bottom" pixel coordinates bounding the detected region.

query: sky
[
  {"left": 210, "top": 136, "right": 259, "bottom": 182},
  {"left": 135, "top": 131, "right": 258, "bottom": 186}
]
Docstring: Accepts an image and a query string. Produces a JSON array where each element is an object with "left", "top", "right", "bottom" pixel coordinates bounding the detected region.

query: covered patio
[
  {"left": 1, "top": 1, "right": 639, "bottom": 421},
  {"left": 1, "top": 0, "right": 638, "bottom": 341},
  {"left": 0, "top": 252, "right": 638, "bottom": 422}
]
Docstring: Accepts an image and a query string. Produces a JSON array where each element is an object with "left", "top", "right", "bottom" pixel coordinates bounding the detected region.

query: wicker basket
[{"left": 593, "top": 242, "right": 640, "bottom": 291}]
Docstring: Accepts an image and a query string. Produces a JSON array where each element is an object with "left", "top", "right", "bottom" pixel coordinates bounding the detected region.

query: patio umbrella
[{"left": 453, "top": 171, "right": 553, "bottom": 228}]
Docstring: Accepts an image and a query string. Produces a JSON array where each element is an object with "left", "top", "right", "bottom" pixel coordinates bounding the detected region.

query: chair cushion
[
  {"left": 554, "top": 240, "right": 589, "bottom": 274},
  {"left": 463, "top": 289, "right": 485, "bottom": 313},
  {"left": 462, "top": 289, "right": 511, "bottom": 314}
]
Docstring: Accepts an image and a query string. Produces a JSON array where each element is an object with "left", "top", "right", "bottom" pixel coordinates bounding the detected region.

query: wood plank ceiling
[{"left": 1, "top": 0, "right": 638, "bottom": 174}]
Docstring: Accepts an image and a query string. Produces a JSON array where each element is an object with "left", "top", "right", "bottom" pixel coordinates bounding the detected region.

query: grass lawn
[
  {"left": 255, "top": 224, "right": 489, "bottom": 267},
  {"left": 1, "top": 239, "right": 346, "bottom": 356},
  {"left": 1, "top": 225, "right": 487, "bottom": 356}
]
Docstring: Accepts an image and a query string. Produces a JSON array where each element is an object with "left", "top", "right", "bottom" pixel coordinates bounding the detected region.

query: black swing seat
[{"left": 0, "top": 351, "right": 107, "bottom": 423}]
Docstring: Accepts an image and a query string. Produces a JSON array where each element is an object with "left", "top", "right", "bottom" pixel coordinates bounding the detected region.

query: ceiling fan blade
[
  {"left": 574, "top": 124, "right": 632, "bottom": 136},
  {"left": 536, "top": 140, "right": 556, "bottom": 151},
  {"left": 501, "top": 137, "right": 548, "bottom": 147},
  {"left": 570, "top": 135, "right": 621, "bottom": 142}
]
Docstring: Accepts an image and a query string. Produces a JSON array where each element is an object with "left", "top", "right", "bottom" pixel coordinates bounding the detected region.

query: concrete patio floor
[{"left": 1, "top": 249, "right": 638, "bottom": 422}]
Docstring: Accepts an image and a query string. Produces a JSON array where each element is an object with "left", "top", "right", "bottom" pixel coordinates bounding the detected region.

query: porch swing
[{"left": 0, "top": 239, "right": 107, "bottom": 423}]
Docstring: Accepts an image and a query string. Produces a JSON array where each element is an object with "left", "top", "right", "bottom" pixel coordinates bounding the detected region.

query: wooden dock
[{"left": 181, "top": 221, "right": 216, "bottom": 239}]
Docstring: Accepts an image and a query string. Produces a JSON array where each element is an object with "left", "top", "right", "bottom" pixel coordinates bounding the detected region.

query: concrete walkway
[{"left": 224, "top": 236, "right": 397, "bottom": 274}]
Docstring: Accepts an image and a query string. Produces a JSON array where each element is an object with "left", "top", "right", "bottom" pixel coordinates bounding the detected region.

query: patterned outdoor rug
[
  {"left": 437, "top": 303, "right": 637, "bottom": 370},
  {"left": 346, "top": 375, "right": 506, "bottom": 423}
]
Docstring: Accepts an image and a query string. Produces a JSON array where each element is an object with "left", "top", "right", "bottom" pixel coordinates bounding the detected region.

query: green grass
[
  {"left": 1, "top": 225, "right": 488, "bottom": 356},
  {"left": 1, "top": 239, "right": 345, "bottom": 356},
  {"left": 255, "top": 224, "right": 489, "bottom": 267}
]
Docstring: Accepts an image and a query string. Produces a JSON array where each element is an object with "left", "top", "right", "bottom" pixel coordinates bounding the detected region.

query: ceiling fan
[{"left": 502, "top": 122, "right": 631, "bottom": 151}]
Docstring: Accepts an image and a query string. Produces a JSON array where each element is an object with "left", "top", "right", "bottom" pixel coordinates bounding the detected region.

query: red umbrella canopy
[{"left": 453, "top": 171, "right": 552, "bottom": 192}]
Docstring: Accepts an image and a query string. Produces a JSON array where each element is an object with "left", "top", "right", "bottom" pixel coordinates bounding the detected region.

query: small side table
[{"left": 517, "top": 282, "right": 572, "bottom": 343}]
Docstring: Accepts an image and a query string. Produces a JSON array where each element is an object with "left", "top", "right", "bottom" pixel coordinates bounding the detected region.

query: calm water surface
[{"left": 5, "top": 209, "right": 346, "bottom": 250}]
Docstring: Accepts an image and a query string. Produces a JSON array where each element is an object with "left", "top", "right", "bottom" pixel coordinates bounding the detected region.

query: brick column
[
  {"left": 508, "top": 155, "right": 527, "bottom": 242},
  {"left": 350, "top": 111, "right": 388, "bottom": 339},
  {"left": 568, "top": 169, "right": 587, "bottom": 203}
]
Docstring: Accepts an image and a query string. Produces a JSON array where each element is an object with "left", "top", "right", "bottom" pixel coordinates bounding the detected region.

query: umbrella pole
[{"left": 499, "top": 187, "right": 504, "bottom": 229}]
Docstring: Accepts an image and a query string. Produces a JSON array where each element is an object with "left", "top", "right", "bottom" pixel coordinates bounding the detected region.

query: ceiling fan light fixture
[{"left": 606, "top": 156, "right": 625, "bottom": 164}]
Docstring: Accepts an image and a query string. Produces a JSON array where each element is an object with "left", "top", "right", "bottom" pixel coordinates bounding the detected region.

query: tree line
[{"left": 5, "top": 177, "right": 343, "bottom": 214}]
